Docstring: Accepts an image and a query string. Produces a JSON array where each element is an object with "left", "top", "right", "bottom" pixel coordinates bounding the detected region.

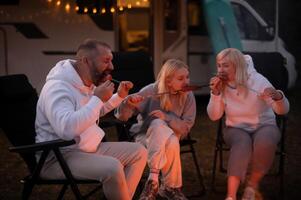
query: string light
[
  {"left": 110, "top": 7, "right": 115, "bottom": 13},
  {"left": 84, "top": 7, "right": 88, "bottom": 13},
  {"left": 44, "top": 0, "right": 151, "bottom": 15},
  {"left": 65, "top": 3, "right": 70, "bottom": 12}
]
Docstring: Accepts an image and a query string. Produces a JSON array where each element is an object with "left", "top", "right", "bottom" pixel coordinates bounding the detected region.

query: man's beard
[{"left": 92, "top": 69, "right": 112, "bottom": 86}]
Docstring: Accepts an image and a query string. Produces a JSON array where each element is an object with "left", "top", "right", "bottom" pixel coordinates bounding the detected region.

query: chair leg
[
  {"left": 22, "top": 180, "right": 34, "bottom": 200},
  {"left": 57, "top": 184, "right": 69, "bottom": 200},
  {"left": 53, "top": 149, "right": 84, "bottom": 200},
  {"left": 83, "top": 185, "right": 103, "bottom": 199},
  {"left": 219, "top": 148, "right": 227, "bottom": 173},
  {"left": 211, "top": 147, "right": 219, "bottom": 192},
  {"left": 189, "top": 143, "right": 206, "bottom": 195},
  {"left": 279, "top": 152, "right": 285, "bottom": 199}
]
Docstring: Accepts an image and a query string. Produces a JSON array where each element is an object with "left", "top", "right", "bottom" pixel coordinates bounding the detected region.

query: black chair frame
[{"left": 0, "top": 74, "right": 102, "bottom": 200}]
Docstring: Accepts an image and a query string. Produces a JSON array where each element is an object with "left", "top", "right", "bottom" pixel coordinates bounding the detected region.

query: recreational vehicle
[{"left": 0, "top": 0, "right": 297, "bottom": 94}]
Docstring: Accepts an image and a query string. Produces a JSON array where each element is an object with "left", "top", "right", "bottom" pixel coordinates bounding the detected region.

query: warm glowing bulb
[
  {"left": 47, "top": 0, "right": 52, "bottom": 3},
  {"left": 75, "top": 6, "right": 79, "bottom": 11},
  {"left": 65, "top": 3, "right": 70, "bottom": 12},
  {"left": 84, "top": 7, "right": 88, "bottom": 13},
  {"left": 110, "top": 7, "right": 115, "bottom": 13},
  {"left": 101, "top": 8, "right": 106, "bottom": 14},
  {"left": 56, "top": 1, "right": 61, "bottom": 6},
  {"left": 136, "top": 1, "right": 141, "bottom": 6},
  {"left": 143, "top": 0, "right": 148, "bottom": 2},
  {"left": 127, "top": 4, "right": 132, "bottom": 9},
  {"left": 93, "top": 8, "right": 97, "bottom": 14},
  {"left": 119, "top": 6, "right": 124, "bottom": 11}
]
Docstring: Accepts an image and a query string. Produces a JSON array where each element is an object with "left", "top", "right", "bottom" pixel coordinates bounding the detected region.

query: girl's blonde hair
[
  {"left": 156, "top": 59, "right": 189, "bottom": 111},
  {"left": 216, "top": 48, "right": 248, "bottom": 95}
]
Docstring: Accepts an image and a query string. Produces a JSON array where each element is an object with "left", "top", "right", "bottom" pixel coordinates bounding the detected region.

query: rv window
[
  {"left": 164, "top": 0, "right": 178, "bottom": 31},
  {"left": 232, "top": 3, "right": 273, "bottom": 41},
  {"left": 187, "top": 0, "right": 208, "bottom": 36},
  {"left": 118, "top": 7, "right": 150, "bottom": 52}
]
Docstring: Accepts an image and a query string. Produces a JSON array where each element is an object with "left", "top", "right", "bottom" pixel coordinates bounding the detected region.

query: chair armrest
[
  {"left": 9, "top": 139, "right": 76, "bottom": 153},
  {"left": 99, "top": 118, "right": 126, "bottom": 128},
  {"left": 99, "top": 118, "right": 133, "bottom": 142}
]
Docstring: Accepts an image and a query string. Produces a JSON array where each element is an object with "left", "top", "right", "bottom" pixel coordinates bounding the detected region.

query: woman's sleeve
[
  {"left": 258, "top": 75, "right": 290, "bottom": 115},
  {"left": 270, "top": 90, "right": 290, "bottom": 115},
  {"left": 207, "top": 91, "right": 225, "bottom": 121}
]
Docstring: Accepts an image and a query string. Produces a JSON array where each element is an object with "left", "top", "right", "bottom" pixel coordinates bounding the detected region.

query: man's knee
[{"left": 104, "top": 159, "right": 124, "bottom": 180}]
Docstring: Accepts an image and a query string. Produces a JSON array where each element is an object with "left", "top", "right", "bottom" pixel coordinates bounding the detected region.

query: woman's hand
[
  {"left": 149, "top": 110, "right": 166, "bottom": 121},
  {"left": 210, "top": 76, "right": 223, "bottom": 95},
  {"left": 260, "top": 87, "right": 283, "bottom": 101}
]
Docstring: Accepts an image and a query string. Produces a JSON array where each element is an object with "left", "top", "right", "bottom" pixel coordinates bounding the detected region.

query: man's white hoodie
[
  {"left": 207, "top": 55, "right": 289, "bottom": 132},
  {"left": 35, "top": 59, "right": 123, "bottom": 152}
]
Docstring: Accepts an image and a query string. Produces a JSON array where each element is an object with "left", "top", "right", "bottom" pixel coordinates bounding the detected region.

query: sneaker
[
  {"left": 225, "top": 197, "right": 234, "bottom": 200},
  {"left": 242, "top": 186, "right": 255, "bottom": 200},
  {"left": 139, "top": 180, "right": 159, "bottom": 200},
  {"left": 158, "top": 185, "right": 188, "bottom": 200}
]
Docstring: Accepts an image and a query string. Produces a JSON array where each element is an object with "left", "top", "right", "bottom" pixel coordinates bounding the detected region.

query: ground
[{"left": 0, "top": 81, "right": 300, "bottom": 200}]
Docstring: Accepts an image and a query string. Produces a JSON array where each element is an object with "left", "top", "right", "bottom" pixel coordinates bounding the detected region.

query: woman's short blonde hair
[
  {"left": 156, "top": 59, "right": 189, "bottom": 111},
  {"left": 216, "top": 48, "right": 247, "bottom": 86}
]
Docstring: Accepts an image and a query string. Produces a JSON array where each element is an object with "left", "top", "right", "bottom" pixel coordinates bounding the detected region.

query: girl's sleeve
[
  {"left": 165, "top": 92, "right": 196, "bottom": 137},
  {"left": 114, "top": 84, "right": 153, "bottom": 121}
]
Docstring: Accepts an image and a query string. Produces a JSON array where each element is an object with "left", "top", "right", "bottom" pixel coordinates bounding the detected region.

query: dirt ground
[{"left": 0, "top": 81, "right": 301, "bottom": 200}]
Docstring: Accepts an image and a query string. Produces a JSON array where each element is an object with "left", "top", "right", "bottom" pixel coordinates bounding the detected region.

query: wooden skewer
[
  {"left": 212, "top": 73, "right": 261, "bottom": 94},
  {"left": 111, "top": 78, "right": 121, "bottom": 84},
  {"left": 147, "top": 83, "right": 212, "bottom": 97}
]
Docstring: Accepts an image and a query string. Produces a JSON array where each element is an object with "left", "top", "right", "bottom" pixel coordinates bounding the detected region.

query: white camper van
[
  {"left": 187, "top": 0, "right": 297, "bottom": 94},
  {"left": 0, "top": 0, "right": 297, "bottom": 94}
]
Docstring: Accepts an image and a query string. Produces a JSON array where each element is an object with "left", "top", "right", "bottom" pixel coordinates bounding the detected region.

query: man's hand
[
  {"left": 260, "top": 87, "right": 283, "bottom": 101},
  {"left": 93, "top": 80, "right": 114, "bottom": 102},
  {"left": 117, "top": 81, "right": 134, "bottom": 98},
  {"left": 124, "top": 94, "right": 144, "bottom": 108}
]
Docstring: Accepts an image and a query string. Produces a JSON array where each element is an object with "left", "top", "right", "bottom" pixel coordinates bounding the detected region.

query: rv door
[{"left": 153, "top": 0, "right": 188, "bottom": 76}]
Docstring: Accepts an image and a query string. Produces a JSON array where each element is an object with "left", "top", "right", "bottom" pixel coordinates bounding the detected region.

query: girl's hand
[
  {"left": 125, "top": 94, "right": 144, "bottom": 108},
  {"left": 149, "top": 110, "right": 166, "bottom": 120}
]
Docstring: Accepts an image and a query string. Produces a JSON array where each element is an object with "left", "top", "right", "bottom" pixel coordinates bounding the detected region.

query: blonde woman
[
  {"left": 207, "top": 48, "right": 290, "bottom": 200},
  {"left": 115, "top": 59, "right": 196, "bottom": 200}
]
